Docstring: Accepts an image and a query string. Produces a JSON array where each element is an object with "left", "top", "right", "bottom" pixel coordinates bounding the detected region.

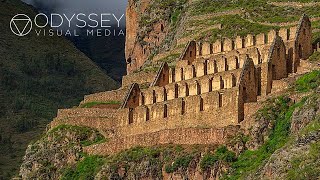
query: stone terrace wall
[
  {"left": 51, "top": 117, "right": 116, "bottom": 133},
  {"left": 122, "top": 71, "right": 157, "bottom": 87},
  {"left": 141, "top": 69, "right": 242, "bottom": 105},
  {"left": 56, "top": 108, "right": 117, "bottom": 119},
  {"left": 80, "top": 87, "right": 129, "bottom": 105},
  {"left": 84, "top": 126, "right": 240, "bottom": 155},
  {"left": 195, "top": 27, "right": 297, "bottom": 59},
  {"left": 172, "top": 54, "right": 248, "bottom": 83},
  {"left": 117, "top": 88, "right": 241, "bottom": 137}
]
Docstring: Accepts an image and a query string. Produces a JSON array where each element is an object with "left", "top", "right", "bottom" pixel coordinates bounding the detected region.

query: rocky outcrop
[
  {"left": 291, "top": 95, "right": 320, "bottom": 134},
  {"left": 249, "top": 94, "right": 320, "bottom": 179},
  {"left": 125, "top": 0, "right": 187, "bottom": 74},
  {"left": 19, "top": 126, "right": 104, "bottom": 179},
  {"left": 94, "top": 154, "right": 230, "bottom": 180}
]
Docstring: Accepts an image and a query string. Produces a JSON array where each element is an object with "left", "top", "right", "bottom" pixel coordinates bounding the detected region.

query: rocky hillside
[
  {"left": 125, "top": 0, "right": 320, "bottom": 73},
  {"left": 19, "top": 66, "right": 320, "bottom": 179},
  {"left": 0, "top": 0, "right": 119, "bottom": 178}
]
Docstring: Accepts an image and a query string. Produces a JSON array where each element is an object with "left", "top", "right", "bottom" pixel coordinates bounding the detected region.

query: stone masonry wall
[
  {"left": 84, "top": 126, "right": 240, "bottom": 155},
  {"left": 80, "top": 87, "right": 129, "bottom": 105},
  {"left": 141, "top": 69, "right": 242, "bottom": 105},
  {"left": 122, "top": 71, "right": 157, "bottom": 87},
  {"left": 118, "top": 87, "right": 240, "bottom": 137}
]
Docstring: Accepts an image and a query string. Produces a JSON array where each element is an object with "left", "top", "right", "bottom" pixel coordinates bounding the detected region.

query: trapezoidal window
[
  {"left": 164, "top": 89, "right": 168, "bottom": 101},
  {"left": 235, "top": 57, "right": 239, "bottom": 69},
  {"left": 225, "top": 58, "right": 229, "bottom": 71},
  {"left": 192, "top": 65, "right": 196, "bottom": 78},
  {"left": 231, "top": 74, "right": 236, "bottom": 87},
  {"left": 174, "top": 84, "right": 179, "bottom": 98},
  {"left": 164, "top": 104, "right": 168, "bottom": 118},
  {"left": 146, "top": 108, "right": 150, "bottom": 121},
  {"left": 141, "top": 93, "right": 145, "bottom": 105},
  {"left": 196, "top": 81, "right": 201, "bottom": 95},
  {"left": 181, "top": 68, "right": 184, "bottom": 80},
  {"left": 152, "top": 90, "right": 156, "bottom": 103},
  {"left": 204, "top": 60, "right": 208, "bottom": 75},
  {"left": 218, "top": 93, "right": 223, "bottom": 107},
  {"left": 200, "top": 97, "right": 204, "bottom": 111},
  {"left": 185, "top": 83, "right": 189, "bottom": 96},
  {"left": 181, "top": 99, "right": 185, "bottom": 115},
  {"left": 129, "top": 108, "right": 134, "bottom": 124},
  {"left": 220, "top": 76, "right": 224, "bottom": 89}
]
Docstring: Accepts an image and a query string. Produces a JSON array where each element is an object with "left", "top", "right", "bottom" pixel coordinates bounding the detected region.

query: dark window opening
[
  {"left": 200, "top": 98, "right": 204, "bottom": 111},
  {"left": 219, "top": 93, "right": 223, "bottom": 107},
  {"left": 164, "top": 104, "right": 168, "bottom": 118},
  {"left": 181, "top": 100, "right": 185, "bottom": 115},
  {"left": 146, "top": 108, "right": 150, "bottom": 121},
  {"left": 129, "top": 108, "right": 134, "bottom": 124}
]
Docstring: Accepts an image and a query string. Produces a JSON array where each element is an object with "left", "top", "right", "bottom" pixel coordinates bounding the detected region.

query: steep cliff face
[{"left": 125, "top": 0, "right": 187, "bottom": 74}]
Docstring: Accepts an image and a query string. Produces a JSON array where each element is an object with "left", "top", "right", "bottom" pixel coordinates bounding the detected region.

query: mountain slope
[{"left": 0, "top": 0, "right": 119, "bottom": 178}]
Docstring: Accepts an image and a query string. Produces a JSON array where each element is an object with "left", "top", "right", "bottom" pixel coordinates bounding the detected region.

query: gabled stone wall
[{"left": 49, "top": 15, "right": 314, "bottom": 155}]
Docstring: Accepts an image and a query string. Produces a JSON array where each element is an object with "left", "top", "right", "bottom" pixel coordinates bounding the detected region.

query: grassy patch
[
  {"left": 165, "top": 154, "right": 195, "bottom": 173},
  {"left": 158, "top": 53, "right": 181, "bottom": 63},
  {"left": 48, "top": 125, "right": 106, "bottom": 146},
  {"left": 80, "top": 101, "right": 121, "bottom": 108},
  {"left": 200, "top": 146, "right": 236, "bottom": 170},
  {"left": 194, "top": 15, "right": 277, "bottom": 43},
  {"left": 295, "top": 70, "right": 320, "bottom": 92},
  {"left": 61, "top": 155, "right": 106, "bottom": 180},
  {"left": 309, "top": 52, "right": 320, "bottom": 62},
  {"left": 225, "top": 96, "right": 306, "bottom": 179},
  {"left": 114, "top": 146, "right": 161, "bottom": 162},
  {"left": 287, "top": 141, "right": 320, "bottom": 179}
]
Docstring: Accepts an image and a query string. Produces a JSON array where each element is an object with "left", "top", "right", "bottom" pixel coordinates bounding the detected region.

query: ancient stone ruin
[{"left": 51, "top": 15, "right": 314, "bottom": 155}]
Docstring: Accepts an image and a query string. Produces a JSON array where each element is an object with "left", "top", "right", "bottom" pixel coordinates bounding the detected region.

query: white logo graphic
[{"left": 10, "top": 14, "right": 32, "bottom": 37}]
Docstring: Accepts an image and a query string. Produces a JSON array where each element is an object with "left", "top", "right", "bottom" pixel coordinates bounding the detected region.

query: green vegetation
[
  {"left": 158, "top": 53, "right": 181, "bottom": 63},
  {"left": 138, "top": 0, "right": 187, "bottom": 42},
  {"left": 295, "top": 70, "right": 320, "bottom": 92},
  {"left": 270, "top": 0, "right": 320, "bottom": 3},
  {"left": 61, "top": 155, "right": 106, "bottom": 180},
  {"left": 48, "top": 125, "right": 106, "bottom": 146},
  {"left": 165, "top": 154, "right": 195, "bottom": 173},
  {"left": 200, "top": 146, "right": 236, "bottom": 170},
  {"left": 287, "top": 114, "right": 320, "bottom": 179},
  {"left": 199, "top": 15, "right": 278, "bottom": 43},
  {"left": 287, "top": 141, "right": 320, "bottom": 179},
  {"left": 182, "top": 0, "right": 320, "bottom": 43},
  {"left": 225, "top": 96, "right": 306, "bottom": 179},
  {"left": 80, "top": 101, "right": 121, "bottom": 108},
  {"left": 309, "top": 51, "right": 320, "bottom": 62},
  {"left": 113, "top": 146, "right": 161, "bottom": 162}
]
